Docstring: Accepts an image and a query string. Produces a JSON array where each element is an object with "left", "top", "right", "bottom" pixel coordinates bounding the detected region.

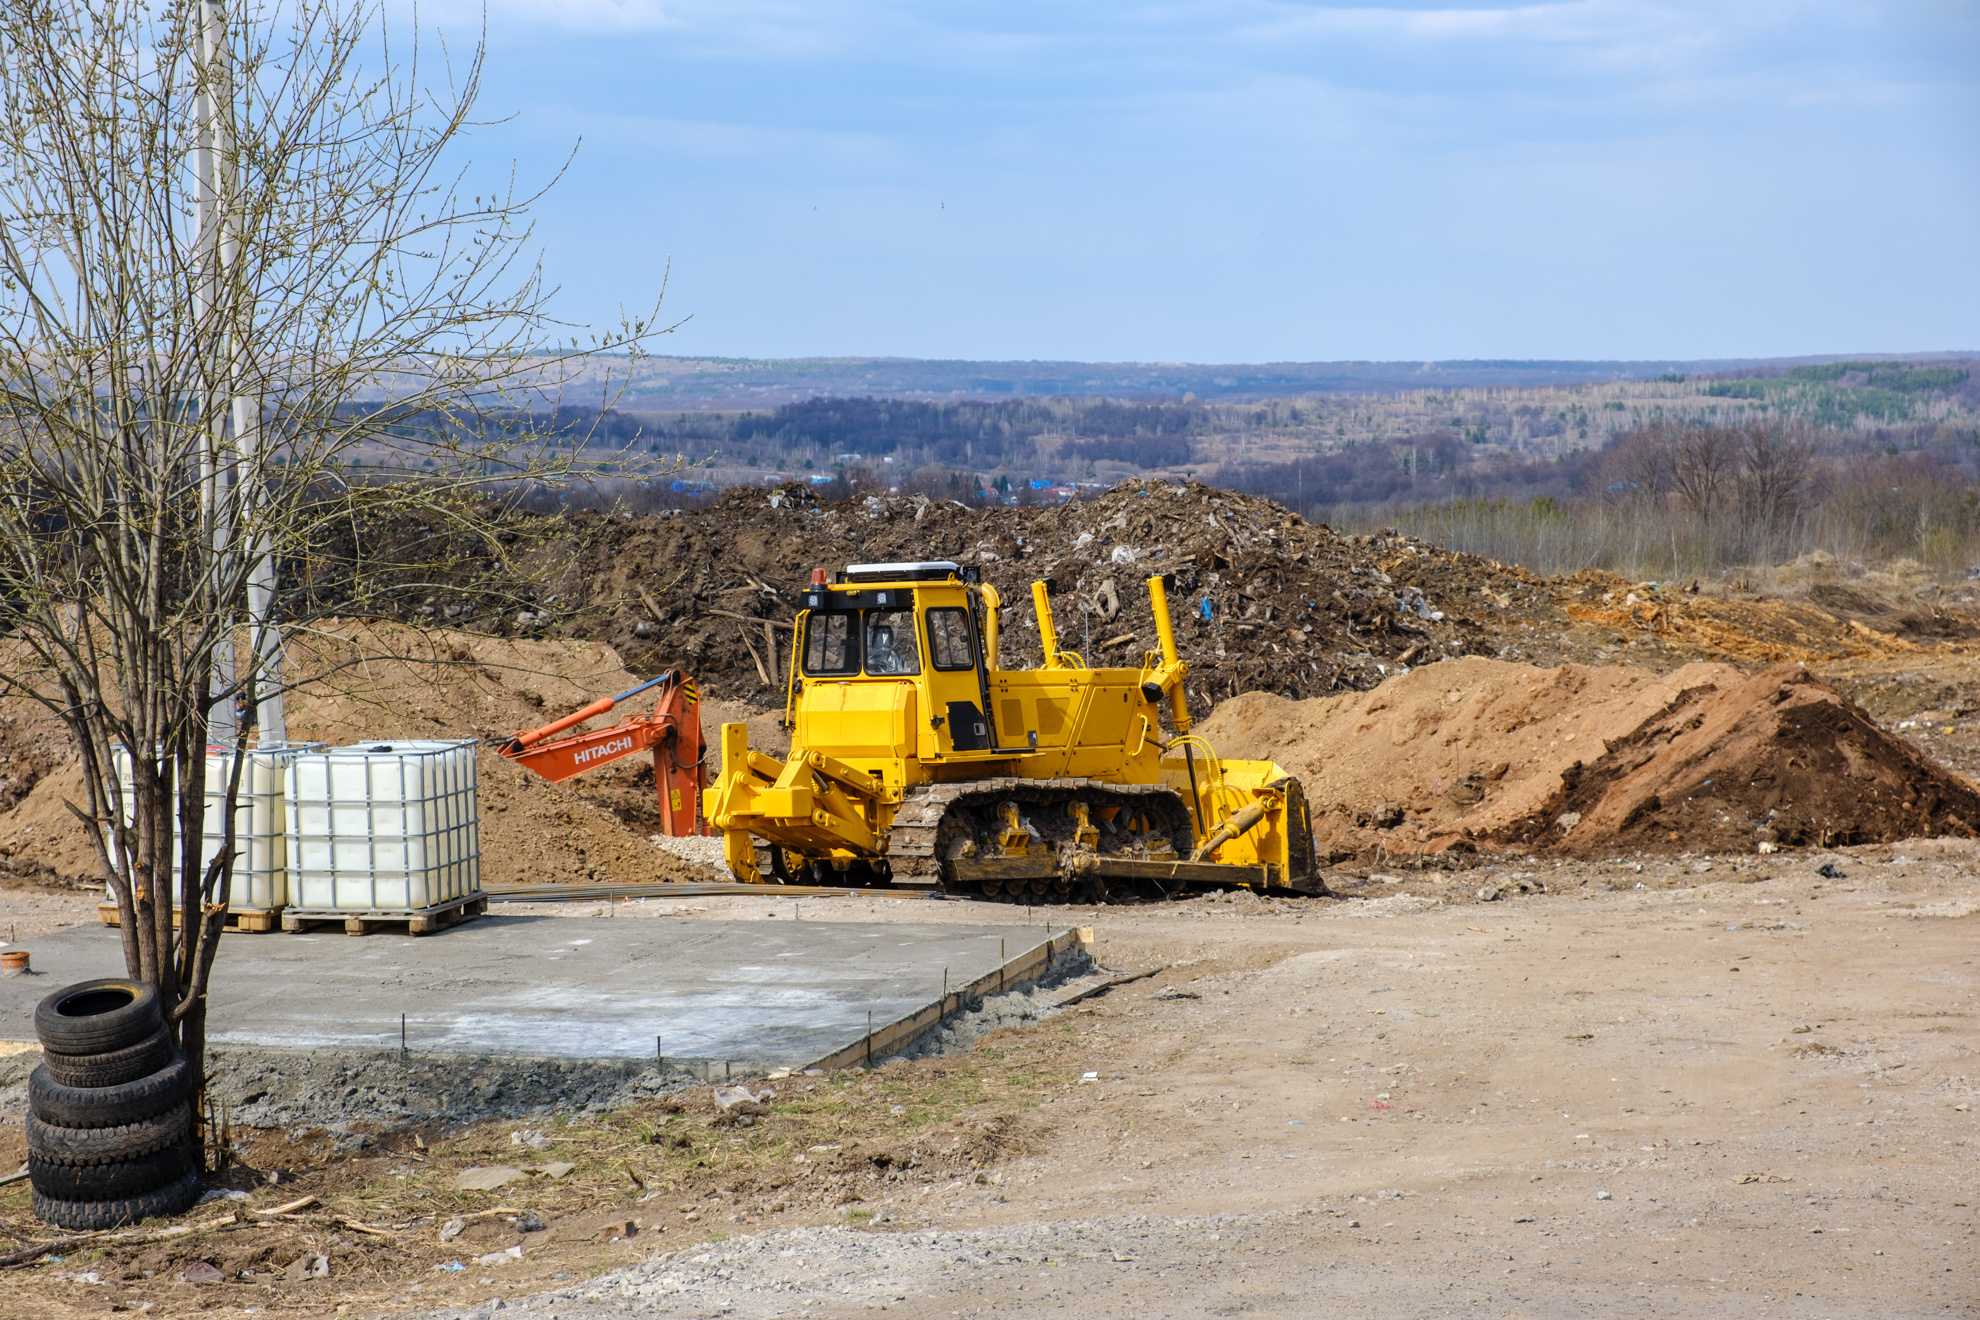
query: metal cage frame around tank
[
  {"left": 108, "top": 742, "right": 325, "bottom": 913},
  {"left": 282, "top": 740, "right": 483, "bottom": 915}
]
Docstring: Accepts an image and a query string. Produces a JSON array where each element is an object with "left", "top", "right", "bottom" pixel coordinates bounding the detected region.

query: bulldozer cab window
[
  {"left": 863, "top": 609, "right": 921, "bottom": 676},
  {"left": 926, "top": 607, "right": 976, "bottom": 671},
  {"left": 802, "top": 612, "right": 858, "bottom": 675}
]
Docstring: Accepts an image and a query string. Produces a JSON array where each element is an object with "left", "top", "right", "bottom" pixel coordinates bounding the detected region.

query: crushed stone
[
  {"left": 888, "top": 942, "right": 1094, "bottom": 1063},
  {"left": 420, "top": 1211, "right": 1293, "bottom": 1320},
  {"left": 206, "top": 1048, "right": 688, "bottom": 1138},
  {"left": 647, "top": 833, "right": 728, "bottom": 873}
]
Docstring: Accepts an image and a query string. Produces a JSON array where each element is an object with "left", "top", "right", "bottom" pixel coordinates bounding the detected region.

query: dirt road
[
  {"left": 499, "top": 854, "right": 1978, "bottom": 1320},
  {"left": 5, "top": 845, "right": 1976, "bottom": 1318}
]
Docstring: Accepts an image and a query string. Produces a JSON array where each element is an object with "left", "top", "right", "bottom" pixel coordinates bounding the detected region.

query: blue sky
[{"left": 431, "top": 1, "right": 1979, "bottom": 362}]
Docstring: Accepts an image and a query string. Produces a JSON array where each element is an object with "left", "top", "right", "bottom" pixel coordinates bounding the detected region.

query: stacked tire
[{"left": 26, "top": 978, "right": 202, "bottom": 1229}]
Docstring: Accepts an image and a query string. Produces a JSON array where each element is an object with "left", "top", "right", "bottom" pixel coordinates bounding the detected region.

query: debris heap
[{"left": 515, "top": 481, "right": 1542, "bottom": 713}]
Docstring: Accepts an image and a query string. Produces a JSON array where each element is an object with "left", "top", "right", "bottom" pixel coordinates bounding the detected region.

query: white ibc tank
[
  {"left": 285, "top": 740, "right": 481, "bottom": 913},
  {"left": 110, "top": 744, "right": 318, "bottom": 911}
]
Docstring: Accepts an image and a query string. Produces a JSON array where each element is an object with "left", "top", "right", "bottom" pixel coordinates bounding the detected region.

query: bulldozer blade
[{"left": 1089, "top": 858, "right": 1272, "bottom": 889}]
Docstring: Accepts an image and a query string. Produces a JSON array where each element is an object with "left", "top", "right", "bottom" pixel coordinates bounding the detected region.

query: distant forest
[
  {"left": 729, "top": 396, "right": 1199, "bottom": 470},
  {"left": 1235, "top": 416, "right": 1980, "bottom": 578},
  {"left": 346, "top": 360, "right": 1980, "bottom": 578}
]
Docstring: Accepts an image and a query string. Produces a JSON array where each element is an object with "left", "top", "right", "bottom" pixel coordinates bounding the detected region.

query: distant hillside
[{"left": 591, "top": 351, "right": 1979, "bottom": 408}]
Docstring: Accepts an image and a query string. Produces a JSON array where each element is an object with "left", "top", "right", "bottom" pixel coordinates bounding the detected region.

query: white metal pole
[{"left": 194, "top": 0, "right": 236, "bottom": 746}]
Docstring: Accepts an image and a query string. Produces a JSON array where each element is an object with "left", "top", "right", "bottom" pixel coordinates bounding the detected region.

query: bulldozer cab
[{"left": 791, "top": 562, "right": 997, "bottom": 774}]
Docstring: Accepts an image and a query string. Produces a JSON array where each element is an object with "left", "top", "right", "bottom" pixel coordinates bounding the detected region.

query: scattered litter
[
  {"left": 1736, "top": 1172, "right": 1791, "bottom": 1184},
  {"left": 1903, "top": 899, "right": 1980, "bottom": 919},
  {"left": 536, "top": 1162, "right": 577, "bottom": 1180},
  {"left": 1817, "top": 862, "right": 1847, "bottom": 879},
  {"left": 473, "top": 1246, "right": 524, "bottom": 1265},
  {"left": 1152, "top": 988, "right": 1202, "bottom": 1000},
  {"left": 433, "top": 1262, "right": 465, "bottom": 1273},
  {"left": 713, "top": 1085, "right": 772, "bottom": 1110},
  {"left": 198, "top": 1188, "right": 252, "bottom": 1204},
  {"left": 454, "top": 1166, "right": 525, "bottom": 1191},
  {"left": 178, "top": 1262, "right": 224, "bottom": 1284},
  {"left": 1339, "top": 895, "right": 1443, "bottom": 917},
  {"left": 1595, "top": 1191, "right": 1612, "bottom": 1200}
]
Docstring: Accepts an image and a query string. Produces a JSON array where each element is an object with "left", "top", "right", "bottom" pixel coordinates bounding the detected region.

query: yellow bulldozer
[{"left": 707, "top": 561, "right": 1318, "bottom": 900}]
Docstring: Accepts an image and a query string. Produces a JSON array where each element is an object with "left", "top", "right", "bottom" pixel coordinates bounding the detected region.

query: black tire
[
  {"left": 39, "top": 1024, "right": 175, "bottom": 1090},
  {"left": 32, "top": 1167, "right": 202, "bottom": 1231},
  {"left": 28, "top": 1052, "right": 192, "bottom": 1130},
  {"left": 34, "top": 979, "right": 161, "bottom": 1056},
  {"left": 26, "top": 1101, "right": 192, "bottom": 1166},
  {"left": 29, "top": 1134, "right": 198, "bottom": 1201}
]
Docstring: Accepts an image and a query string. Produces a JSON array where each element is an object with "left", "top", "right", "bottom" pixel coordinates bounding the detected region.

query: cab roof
[{"left": 842, "top": 561, "right": 963, "bottom": 583}]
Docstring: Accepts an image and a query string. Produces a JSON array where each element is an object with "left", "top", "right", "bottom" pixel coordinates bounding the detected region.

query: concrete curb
[{"left": 803, "top": 926, "right": 1093, "bottom": 1072}]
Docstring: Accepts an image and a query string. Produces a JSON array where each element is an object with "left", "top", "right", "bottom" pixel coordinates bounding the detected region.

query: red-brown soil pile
[{"left": 1197, "top": 656, "right": 1980, "bottom": 861}]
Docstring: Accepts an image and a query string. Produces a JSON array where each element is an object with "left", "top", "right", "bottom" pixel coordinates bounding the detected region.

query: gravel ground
[{"left": 421, "top": 1212, "right": 1313, "bottom": 1320}]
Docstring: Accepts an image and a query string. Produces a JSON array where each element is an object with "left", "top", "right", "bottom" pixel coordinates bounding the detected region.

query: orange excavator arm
[{"left": 498, "top": 671, "right": 709, "bottom": 836}]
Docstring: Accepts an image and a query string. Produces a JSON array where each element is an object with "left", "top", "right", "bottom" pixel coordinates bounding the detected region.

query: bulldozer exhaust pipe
[
  {"left": 1032, "top": 580, "right": 1063, "bottom": 668},
  {"left": 1146, "top": 574, "right": 1191, "bottom": 732}
]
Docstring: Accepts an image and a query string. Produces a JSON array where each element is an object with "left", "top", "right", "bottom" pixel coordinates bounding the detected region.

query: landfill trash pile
[
  {"left": 414, "top": 479, "right": 1972, "bottom": 720},
  {"left": 1199, "top": 656, "right": 1980, "bottom": 861},
  {"left": 500, "top": 480, "right": 1541, "bottom": 714}
]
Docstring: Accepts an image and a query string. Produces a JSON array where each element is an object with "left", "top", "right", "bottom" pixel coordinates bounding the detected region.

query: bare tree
[
  {"left": 0, "top": 0, "right": 671, "bottom": 1145},
  {"left": 1668, "top": 425, "right": 1742, "bottom": 530},
  {"left": 1735, "top": 422, "right": 1814, "bottom": 559}
]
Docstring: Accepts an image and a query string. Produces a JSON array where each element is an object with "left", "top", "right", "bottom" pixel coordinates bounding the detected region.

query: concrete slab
[{"left": 0, "top": 916, "right": 1077, "bottom": 1072}]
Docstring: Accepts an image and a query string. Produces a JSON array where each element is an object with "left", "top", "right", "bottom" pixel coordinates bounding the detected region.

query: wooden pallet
[
  {"left": 280, "top": 893, "right": 487, "bottom": 936},
  {"left": 96, "top": 903, "right": 284, "bottom": 934}
]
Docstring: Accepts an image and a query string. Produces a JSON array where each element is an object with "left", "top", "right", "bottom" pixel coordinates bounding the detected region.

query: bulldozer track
[{"left": 882, "top": 778, "right": 1221, "bottom": 902}]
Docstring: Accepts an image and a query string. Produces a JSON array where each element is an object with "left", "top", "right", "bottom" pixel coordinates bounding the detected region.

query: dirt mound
[
  {"left": 1196, "top": 656, "right": 1980, "bottom": 861},
  {"left": 0, "top": 623, "right": 790, "bottom": 890}
]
